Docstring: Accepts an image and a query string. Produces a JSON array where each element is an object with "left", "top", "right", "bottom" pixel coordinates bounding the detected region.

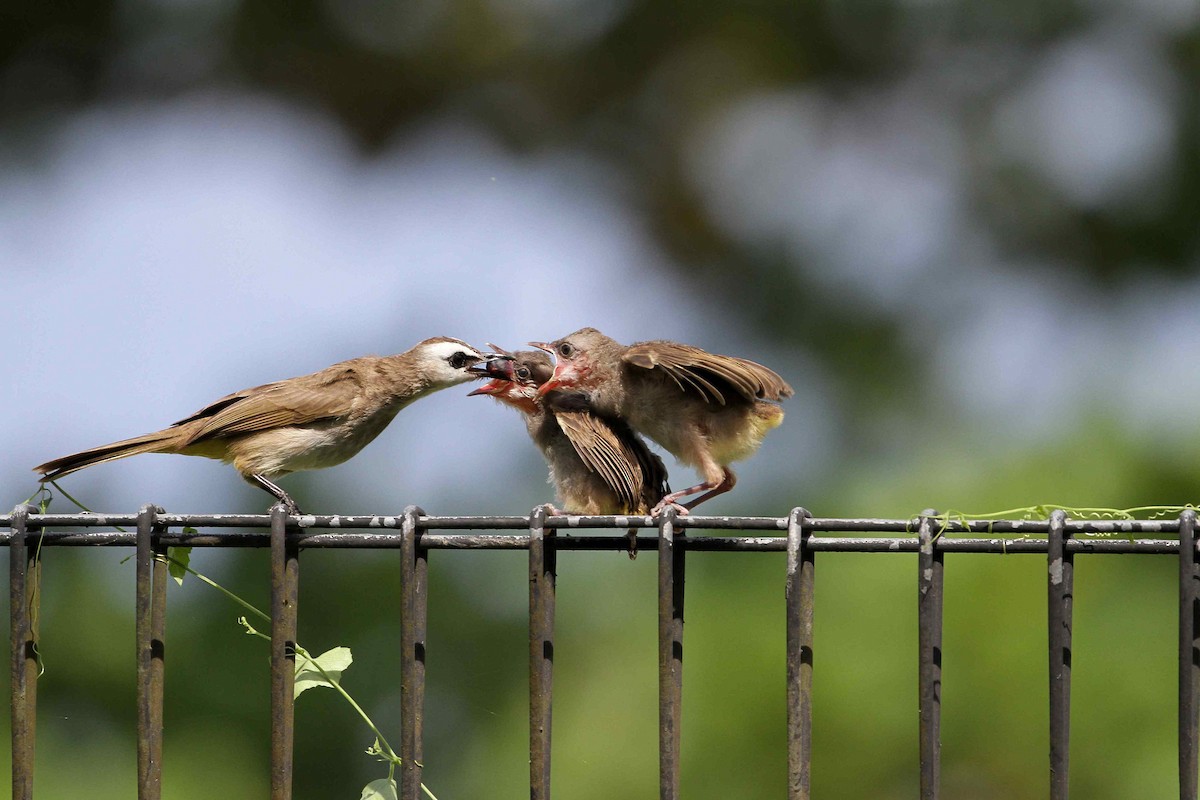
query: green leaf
[
  {"left": 294, "top": 646, "right": 353, "bottom": 699},
  {"left": 359, "top": 778, "right": 397, "bottom": 800},
  {"left": 168, "top": 543, "right": 193, "bottom": 585}
]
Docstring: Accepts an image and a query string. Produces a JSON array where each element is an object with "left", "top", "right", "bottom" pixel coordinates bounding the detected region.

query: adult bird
[
  {"left": 469, "top": 347, "right": 669, "bottom": 556},
  {"left": 531, "top": 328, "right": 792, "bottom": 513},
  {"left": 34, "top": 337, "right": 495, "bottom": 513}
]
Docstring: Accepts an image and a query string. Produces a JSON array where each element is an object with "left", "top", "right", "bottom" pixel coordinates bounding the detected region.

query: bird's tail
[{"left": 34, "top": 429, "right": 182, "bottom": 482}]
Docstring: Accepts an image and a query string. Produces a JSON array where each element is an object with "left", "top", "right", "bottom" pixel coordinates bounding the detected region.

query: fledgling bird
[
  {"left": 34, "top": 337, "right": 494, "bottom": 513},
  {"left": 469, "top": 348, "right": 669, "bottom": 556},
  {"left": 531, "top": 328, "right": 793, "bottom": 513}
]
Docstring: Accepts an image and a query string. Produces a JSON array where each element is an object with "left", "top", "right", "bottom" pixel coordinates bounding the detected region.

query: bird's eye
[
  {"left": 557, "top": 342, "right": 575, "bottom": 358},
  {"left": 448, "top": 352, "right": 471, "bottom": 369},
  {"left": 515, "top": 367, "right": 531, "bottom": 380}
]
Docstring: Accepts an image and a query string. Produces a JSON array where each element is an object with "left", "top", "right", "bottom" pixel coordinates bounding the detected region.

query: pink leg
[
  {"left": 683, "top": 467, "right": 737, "bottom": 510},
  {"left": 651, "top": 467, "right": 736, "bottom": 515}
]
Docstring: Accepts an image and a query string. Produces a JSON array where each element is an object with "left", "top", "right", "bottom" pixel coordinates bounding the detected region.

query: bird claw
[
  {"left": 651, "top": 501, "right": 690, "bottom": 517},
  {"left": 626, "top": 529, "right": 638, "bottom": 560},
  {"left": 272, "top": 498, "right": 302, "bottom": 516}
]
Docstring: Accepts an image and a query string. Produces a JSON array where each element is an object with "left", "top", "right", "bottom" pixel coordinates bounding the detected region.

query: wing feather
[
  {"left": 553, "top": 410, "right": 643, "bottom": 510},
  {"left": 622, "top": 341, "right": 793, "bottom": 404},
  {"left": 177, "top": 365, "right": 364, "bottom": 444}
]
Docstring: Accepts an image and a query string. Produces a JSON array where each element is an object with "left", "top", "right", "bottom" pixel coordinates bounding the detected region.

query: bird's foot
[
  {"left": 271, "top": 497, "right": 302, "bottom": 516},
  {"left": 625, "top": 528, "right": 639, "bottom": 560},
  {"left": 539, "top": 502, "right": 566, "bottom": 516},
  {"left": 651, "top": 500, "right": 690, "bottom": 517}
]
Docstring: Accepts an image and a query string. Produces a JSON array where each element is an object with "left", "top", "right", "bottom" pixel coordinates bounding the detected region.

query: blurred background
[{"left": 2, "top": 0, "right": 1198, "bottom": 797}]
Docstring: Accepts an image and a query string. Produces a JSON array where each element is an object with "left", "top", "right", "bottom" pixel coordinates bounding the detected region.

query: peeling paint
[
  {"left": 923, "top": 567, "right": 933, "bottom": 582},
  {"left": 299, "top": 515, "right": 317, "bottom": 527},
  {"left": 1049, "top": 557, "right": 1063, "bottom": 584}
]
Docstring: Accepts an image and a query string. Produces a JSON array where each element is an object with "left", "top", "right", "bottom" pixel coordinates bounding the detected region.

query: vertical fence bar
[
  {"left": 786, "top": 508, "right": 814, "bottom": 800},
  {"left": 136, "top": 504, "right": 167, "bottom": 799},
  {"left": 658, "top": 507, "right": 685, "bottom": 800},
  {"left": 150, "top": 524, "right": 169, "bottom": 785},
  {"left": 270, "top": 504, "right": 299, "bottom": 800},
  {"left": 1180, "top": 510, "right": 1199, "bottom": 800},
  {"left": 529, "top": 506, "right": 556, "bottom": 800},
  {"left": 1047, "top": 509, "right": 1072, "bottom": 800},
  {"left": 917, "top": 511, "right": 943, "bottom": 800},
  {"left": 9, "top": 504, "right": 39, "bottom": 800},
  {"left": 400, "top": 506, "right": 429, "bottom": 800}
]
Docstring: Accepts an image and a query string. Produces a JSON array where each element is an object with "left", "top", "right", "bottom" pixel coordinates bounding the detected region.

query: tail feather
[{"left": 34, "top": 429, "right": 181, "bottom": 481}]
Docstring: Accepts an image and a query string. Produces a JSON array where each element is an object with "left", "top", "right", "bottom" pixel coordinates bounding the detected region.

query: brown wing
[
  {"left": 176, "top": 363, "right": 365, "bottom": 444},
  {"left": 631, "top": 434, "right": 670, "bottom": 511},
  {"left": 553, "top": 410, "right": 644, "bottom": 511},
  {"left": 623, "top": 341, "right": 793, "bottom": 405}
]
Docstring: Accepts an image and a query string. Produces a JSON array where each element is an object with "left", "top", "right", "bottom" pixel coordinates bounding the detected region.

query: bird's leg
[
  {"left": 246, "top": 473, "right": 302, "bottom": 515},
  {"left": 625, "top": 528, "right": 639, "bottom": 560},
  {"left": 651, "top": 467, "right": 736, "bottom": 515},
  {"left": 682, "top": 467, "right": 737, "bottom": 511}
]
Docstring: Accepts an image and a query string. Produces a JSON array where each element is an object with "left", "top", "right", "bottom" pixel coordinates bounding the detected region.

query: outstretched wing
[
  {"left": 622, "top": 341, "right": 793, "bottom": 405},
  {"left": 176, "top": 363, "right": 365, "bottom": 444},
  {"left": 551, "top": 407, "right": 644, "bottom": 510}
]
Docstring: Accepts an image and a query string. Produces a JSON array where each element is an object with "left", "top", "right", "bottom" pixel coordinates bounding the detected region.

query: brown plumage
[
  {"left": 34, "top": 337, "right": 492, "bottom": 512},
  {"left": 532, "top": 327, "right": 792, "bottom": 512},
  {"left": 469, "top": 349, "right": 669, "bottom": 556}
]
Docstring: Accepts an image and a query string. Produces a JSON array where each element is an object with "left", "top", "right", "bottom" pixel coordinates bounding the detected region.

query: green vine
[
  {"left": 920, "top": 504, "right": 1198, "bottom": 544},
  {"left": 29, "top": 484, "right": 438, "bottom": 800}
]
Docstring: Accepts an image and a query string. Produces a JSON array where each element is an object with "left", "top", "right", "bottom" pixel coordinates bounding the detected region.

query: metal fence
[{"left": 4, "top": 503, "right": 1199, "bottom": 800}]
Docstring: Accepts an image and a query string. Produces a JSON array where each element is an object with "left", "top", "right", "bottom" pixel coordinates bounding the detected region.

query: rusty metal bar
[
  {"left": 658, "top": 507, "right": 685, "bottom": 800},
  {"left": 1181, "top": 510, "right": 1199, "bottom": 800},
  {"left": 786, "top": 508, "right": 814, "bottom": 800},
  {"left": 7, "top": 511, "right": 1195, "bottom": 536},
  {"left": 400, "top": 505, "right": 429, "bottom": 800},
  {"left": 1048, "top": 509, "right": 1072, "bottom": 800},
  {"left": 9, "top": 504, "right": 39, "bottom": 800},
  {"left": 151, "top": 526, "right": 168, "bottom": 778},
  {"left": 918, "top": 511, "right": 943, "bottom": 800},
  {"left": 270, "top": 504, "right": 299, "bottom": 800},
  {"left": 135, "top": 504, "right": 167, "bottom": 799},
  {"left": 529, "top": 506, "right": 556, "bottom": 800},
  {"left": 0, "top": 530, "right": 1188, "bottom": 554}
]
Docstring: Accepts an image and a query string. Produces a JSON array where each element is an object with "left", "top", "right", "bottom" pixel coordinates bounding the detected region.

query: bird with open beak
[
  {"left": 35, "top": 337, "right": 499, "bottom": 513},
  {"left": 469, "top": 347, "right": 669, "bottom": 557},
  {"left": 530, "top": 328, "right": 793, "bottom": 513}
]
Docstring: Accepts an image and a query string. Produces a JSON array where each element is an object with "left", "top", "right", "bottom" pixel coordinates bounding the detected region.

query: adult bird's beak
[
  {"left": 467, "top": 357, "right": 515, "bottom": 394},
  {"left": 480, "top": 343, "right": 515, "bottom": 362}
]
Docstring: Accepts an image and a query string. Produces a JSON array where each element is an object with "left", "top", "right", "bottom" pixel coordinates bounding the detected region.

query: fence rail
[{"left": 4, "top": 505, "right": 1199, "bottom": 799}]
